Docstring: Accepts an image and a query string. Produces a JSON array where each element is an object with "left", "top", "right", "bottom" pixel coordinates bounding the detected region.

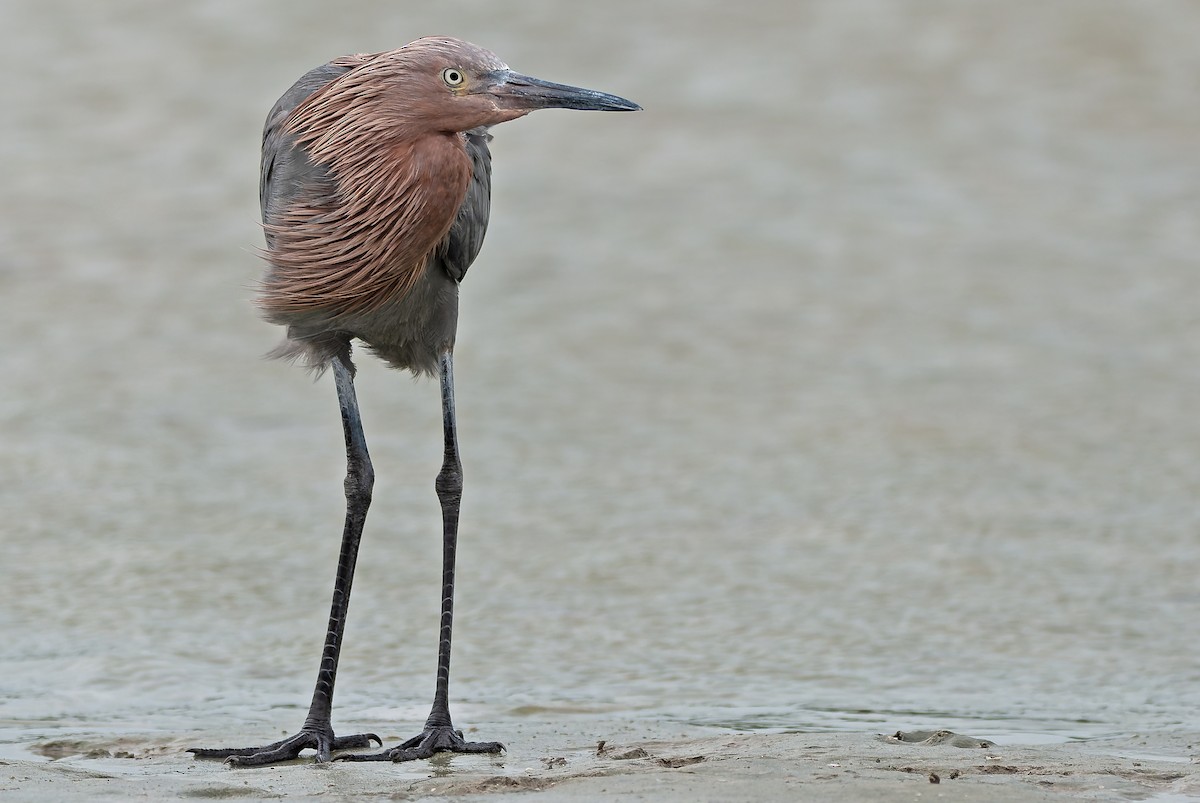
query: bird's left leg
[
  {"left": 339, "top": 351, "right": 504, "bottom": 763},
  {"left": 189, "top": 353, "right": 381, "bottom": 766}
]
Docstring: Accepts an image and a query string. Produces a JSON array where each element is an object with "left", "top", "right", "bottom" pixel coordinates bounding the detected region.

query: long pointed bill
[{"left": 486, "top": 70, "right": 641, "bottom": 112}]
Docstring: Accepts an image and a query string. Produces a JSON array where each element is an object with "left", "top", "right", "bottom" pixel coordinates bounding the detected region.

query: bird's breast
[
  {"left": 403, "top": 133, "right": 473, "bottom": 232},
  {"left": 260, "top": 132, "right": 471, "bottom": 321}
]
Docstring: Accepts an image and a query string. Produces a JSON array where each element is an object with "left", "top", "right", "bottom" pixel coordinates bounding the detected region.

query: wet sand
[
  {"left": 3, "top": 0, "right": 1199, "bottom": 801},
  {"left": 3, "top": 729, "right": 1197, "bottom": 801}
]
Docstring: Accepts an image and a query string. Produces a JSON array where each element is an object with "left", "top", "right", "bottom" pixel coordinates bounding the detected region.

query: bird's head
[{"left": 376, "top": 37, "right": 641, "bottom": 132}]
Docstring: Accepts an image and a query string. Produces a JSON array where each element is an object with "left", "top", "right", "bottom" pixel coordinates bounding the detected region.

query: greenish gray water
[{"left": 1, "top": 0, "right": 1197, "bottom": 770}]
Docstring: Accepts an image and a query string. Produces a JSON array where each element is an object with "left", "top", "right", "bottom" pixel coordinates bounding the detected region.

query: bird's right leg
[
  {"left": 189, "top": 353, "right": 381, "bottom": 766},
  {"left": 338, "top": 350, "right": 503, "bottom": 763}
]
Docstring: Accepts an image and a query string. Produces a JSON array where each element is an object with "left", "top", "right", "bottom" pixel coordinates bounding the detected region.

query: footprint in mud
[
  {"left": 885, "top": 730, "right": 996, "bottom": 749},
  {"left": 32, "top": 737, "right": 183, "bottom": 760},
  {"left": 595, "top": 741, "right": 706, "bottom": 768}
]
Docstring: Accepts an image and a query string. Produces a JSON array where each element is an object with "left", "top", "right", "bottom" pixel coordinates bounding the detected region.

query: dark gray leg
[
  {"left": 190, "top": 353, "right": 381, "bottom": 766},
  {"left": 339, "top": 351, "right": 503, "bottom": 762}
]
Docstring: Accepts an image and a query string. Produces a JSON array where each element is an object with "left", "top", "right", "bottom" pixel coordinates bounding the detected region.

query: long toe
[
  {"left": 188, "top": 735, "right": 296, "bottom": 760},
  {"left": 334, "top": 749, "right": 398, "bottom": 762},
  {"left": 226, "top": 733, "right": 317, "bottom": 767},
  {"left": 455, "top": 739, "right": 505, "bottom": 754},
  {"left": 332, "top": 733, "right": 381, "bottom": 751}
]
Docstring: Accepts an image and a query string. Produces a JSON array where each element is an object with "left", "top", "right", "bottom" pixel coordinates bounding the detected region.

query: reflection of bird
[{"left": 188, "top": 37, "right": 639, "bottom": 767}]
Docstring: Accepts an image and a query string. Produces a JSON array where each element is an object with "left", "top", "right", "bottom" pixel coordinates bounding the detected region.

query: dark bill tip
[{"left": 488, "top": 70, "right": 641, "bottom": 112}]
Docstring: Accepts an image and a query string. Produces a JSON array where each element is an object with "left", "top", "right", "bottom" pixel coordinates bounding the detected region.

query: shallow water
[{"left": 1, "top": 0, "right": 1198, "bottom": 768}]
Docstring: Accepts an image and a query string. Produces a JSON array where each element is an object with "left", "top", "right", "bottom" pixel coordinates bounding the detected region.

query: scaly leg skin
[
  {"left": 338, "top": 352, "right": 503, "bottom": 763},
  {"left": 189, "top": 354, "right": 380, "bottom": 767}
]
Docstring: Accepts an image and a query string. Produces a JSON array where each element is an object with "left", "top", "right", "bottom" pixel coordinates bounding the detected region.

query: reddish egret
[{"left": 188, "top": 37, "right": 638, "bottom": 766}]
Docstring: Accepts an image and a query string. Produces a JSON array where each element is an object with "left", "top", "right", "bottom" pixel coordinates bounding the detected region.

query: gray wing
[
  {"left": 434, "top": 127, "right": 494, "bottom": 283},
  {"left": 259, "top": 60, "right": 361, "bottom": 242}
]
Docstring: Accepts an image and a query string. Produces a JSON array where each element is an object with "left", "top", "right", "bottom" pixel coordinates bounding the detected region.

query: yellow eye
[{"left": 442, "top": 67, "right": 465, "bottom": 88}]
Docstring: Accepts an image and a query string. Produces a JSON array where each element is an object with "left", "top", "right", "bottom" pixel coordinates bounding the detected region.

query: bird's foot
[
  {"left": 188, "top": 728, "right": 381, "bottom": 767},
  {"left": 335, "top": 726, "right": 504, "bottom": 762}
]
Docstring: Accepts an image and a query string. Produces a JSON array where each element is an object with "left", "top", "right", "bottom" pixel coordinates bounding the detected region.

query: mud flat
[{"left": 2, "top": 729, "right": 1196, "bottom": 801}]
